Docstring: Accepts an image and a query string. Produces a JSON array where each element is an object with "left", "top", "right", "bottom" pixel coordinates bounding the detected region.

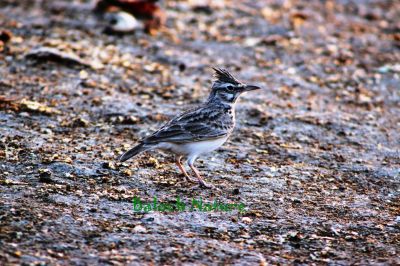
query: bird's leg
[
  {"left": 176, "top": 156, "right": 196, "bottom": 183},
  {"left": 188, "top": 160, "right": 215, "bottom": 189}
]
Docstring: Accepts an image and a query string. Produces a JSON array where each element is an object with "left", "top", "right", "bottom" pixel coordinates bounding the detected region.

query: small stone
[
  {"left": 106, "top": 11, "right": 140, "bottom": 33},
  {"left": 133, "top": 225, "right": 147, "bottom": 233},
  {"left": 241, "top": 217, "right": 252, "bottom": 224},
  {"left": 79, "top": 70, "right": 89, "bottom": 79},
  {"left": 121, "top": 169, "right": 132, "bottom": 176},
  {"left": 19, "top": 99, "right": 60, "bottom": 115},
  {"left": 102, "top": 161, "right": 116, "bottom": 170},
  {"left": 38, "top": 169, "right": 53, "bottom": 183},
  {"left": 0, "top": 30, "right": 12, "bottom": 43},
  {"left": 13, "top": 250, "right": 21, "bottom": 257},
  {"left": 147, "top": 157, "right": 161, "bottom": 169},
  {"left": 71, "top": 117, "right": 89, "bottom": 127}
]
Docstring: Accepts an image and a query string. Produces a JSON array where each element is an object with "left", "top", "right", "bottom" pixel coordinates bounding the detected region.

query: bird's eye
[{"left": 226, "top": 85, "right": 234, "bottom": 90}]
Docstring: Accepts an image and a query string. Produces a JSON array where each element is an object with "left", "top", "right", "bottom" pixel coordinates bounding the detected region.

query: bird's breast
[{"left": 157, "top": 136, "right": 229, "bottom": 156}]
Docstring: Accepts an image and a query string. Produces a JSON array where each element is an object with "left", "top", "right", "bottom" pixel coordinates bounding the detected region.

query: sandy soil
[{"left": 0, "top": 0, "right": 399, "bottom": 264}]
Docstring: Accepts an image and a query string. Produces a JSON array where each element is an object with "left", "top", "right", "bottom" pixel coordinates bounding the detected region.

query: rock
[
  {"left": 105, "top": 11, "right": 141, "bottom": 33},
  {"left": 19, "top": 99, "right": 60, "bottom": 115},
  {"left": 25, "top": 47, "right": 92, "bottom": 68},
  {"left": 132, "top": 224, "right": 147, "bottom": 233},
  {"left": 241, "top": 217, "right": 252, "bottom": 224},
  {"left": 0, "top": 29, "right": 12, "bottom": 52},
  {"left": 71, "top": 117, "right": 90, "bottom": 127},
  {"left": 38, "top": 169, "right": 53, "bottom": 183}
]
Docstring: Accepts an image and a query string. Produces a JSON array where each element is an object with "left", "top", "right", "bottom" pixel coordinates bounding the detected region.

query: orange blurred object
[{"left": 95, "top": 0, "right": 165, "bottom": 34}]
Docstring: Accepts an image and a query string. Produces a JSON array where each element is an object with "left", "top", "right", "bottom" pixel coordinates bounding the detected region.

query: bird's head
[{"left": 208, "top": 68, "right": 260, "bottom": 104}]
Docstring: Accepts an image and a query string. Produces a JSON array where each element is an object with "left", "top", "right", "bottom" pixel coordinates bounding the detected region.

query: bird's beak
[{"left": 243, "top": 85, "right": 261, "bottom": 91}]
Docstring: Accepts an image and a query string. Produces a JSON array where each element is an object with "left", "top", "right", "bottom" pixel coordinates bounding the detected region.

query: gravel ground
[{"left": 0, "top": 0, "right": 399, "bottom": 265}]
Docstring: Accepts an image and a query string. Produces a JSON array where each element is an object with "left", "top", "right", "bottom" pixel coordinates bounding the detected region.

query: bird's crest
[{"left": 212, "top": 67, "right": 240, "bottom": 85}]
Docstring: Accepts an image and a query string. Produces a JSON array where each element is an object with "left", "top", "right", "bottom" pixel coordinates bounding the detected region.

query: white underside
[{"left": 155, "top": 137, "right": 228, "bottom": 164}]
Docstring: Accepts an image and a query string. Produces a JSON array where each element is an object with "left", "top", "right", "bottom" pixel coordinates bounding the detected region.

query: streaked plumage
[{"left": 118, "top": 67, "right": 260, "bottom": 188}]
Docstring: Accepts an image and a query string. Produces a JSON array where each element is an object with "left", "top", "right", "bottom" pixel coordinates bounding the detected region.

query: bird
[{"left": 118, "top": 67, "right": 261, "bottom": 189}]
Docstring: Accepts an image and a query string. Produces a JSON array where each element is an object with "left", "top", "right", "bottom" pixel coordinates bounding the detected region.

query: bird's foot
[
  {"left": 191, "top": 179, "right": 219, "bottom": 190},
  {"left": 183, "top": 175, "right": 197, "bottom": 183},
  {"left": 176, "top": 175, "right": 198, "bottom": 187}
]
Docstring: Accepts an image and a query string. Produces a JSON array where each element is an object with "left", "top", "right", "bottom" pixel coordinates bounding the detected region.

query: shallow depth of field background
[{"left": 0, "top": 0, "right": 399, "bottom": 264}]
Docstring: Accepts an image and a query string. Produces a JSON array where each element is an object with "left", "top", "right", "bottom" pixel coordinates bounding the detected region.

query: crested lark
[{"left": 119, "top": 68, "right": 260, "bottom": 188}]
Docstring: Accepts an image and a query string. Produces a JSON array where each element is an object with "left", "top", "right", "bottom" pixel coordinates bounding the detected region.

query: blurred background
[{"left": 0, "top": 0, "right": 399, "bottom": 265}]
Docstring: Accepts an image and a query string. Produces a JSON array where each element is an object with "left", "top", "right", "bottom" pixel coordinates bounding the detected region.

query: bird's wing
[{"left": 143, "top": 105, "right": 234, "bottom": 144}]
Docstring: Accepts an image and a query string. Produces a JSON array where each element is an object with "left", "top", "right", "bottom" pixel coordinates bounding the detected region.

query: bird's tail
[{"left": 118, "top": 143, "right": 149, "bottom": 162}]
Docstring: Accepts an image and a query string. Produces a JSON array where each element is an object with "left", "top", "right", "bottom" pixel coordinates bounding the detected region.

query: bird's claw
[
  {"left": 196, "top": 180, "right": 219, "bottom": 190},
  {"left": 184, "top": 175, "right": 198, "bottom": 183}
]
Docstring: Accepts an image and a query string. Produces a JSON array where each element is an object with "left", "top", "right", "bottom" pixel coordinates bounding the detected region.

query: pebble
[
  {"left": 133, "top": 225, "right": 147, "bottom": 233},
  {"left": 241, "top": 217, "right": 252, "bottom": 224}
]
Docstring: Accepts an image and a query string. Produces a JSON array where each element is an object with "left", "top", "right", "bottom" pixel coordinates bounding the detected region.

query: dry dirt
[{"left": 0, "top": 0, "right": 399, "bottom": 265}]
